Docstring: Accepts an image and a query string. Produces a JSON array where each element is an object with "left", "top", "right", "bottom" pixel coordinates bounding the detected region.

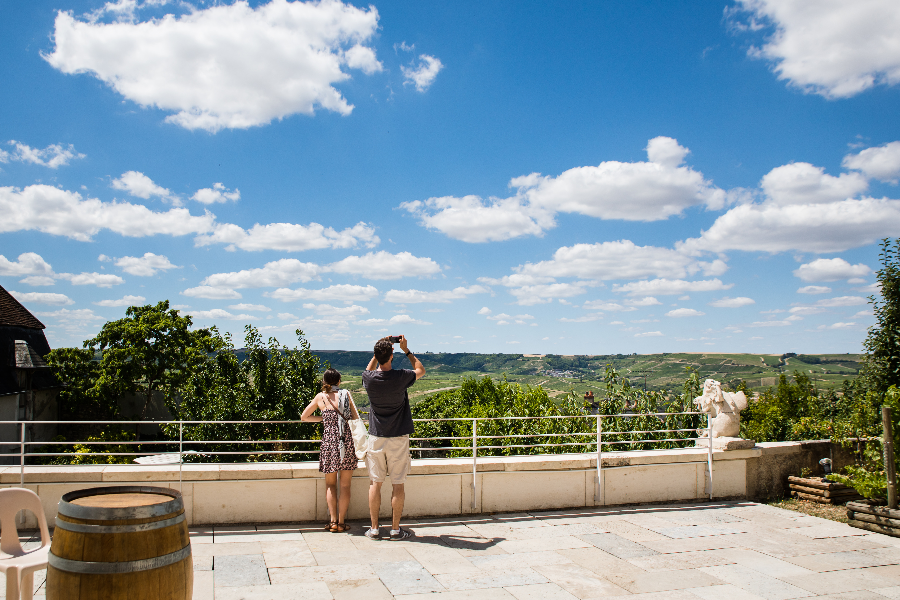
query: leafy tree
[
  {"left": 85, "top": 301, "right": 223, "bottom": 419},
  {"left": 861, "top": 238, "right": 900, "bottom": 395},
  {"left": 166, "top": 325, "right": 322, "bottom": 462}
]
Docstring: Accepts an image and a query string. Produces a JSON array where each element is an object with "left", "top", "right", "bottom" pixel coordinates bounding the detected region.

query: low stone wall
[{"left": 1, "top": 440, "right": 842, "bottom": 527}]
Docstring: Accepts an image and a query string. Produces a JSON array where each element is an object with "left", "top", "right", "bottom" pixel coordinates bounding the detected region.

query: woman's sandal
[
  {"left": 326, "top": 522, "right": 337, "bottom": 532},
  {"left": 330, "top": 523, "right": 350, "bottom": 533}
]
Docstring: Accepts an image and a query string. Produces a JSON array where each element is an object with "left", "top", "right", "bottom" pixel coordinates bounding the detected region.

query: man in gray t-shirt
[{"left": 361, "top": 335, "right": 425, "bottom": 540}]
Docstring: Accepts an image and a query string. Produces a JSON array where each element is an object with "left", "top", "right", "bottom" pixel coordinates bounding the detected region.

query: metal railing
[{"left": 0, "top": 412, "right": 714, "bottom": 507}]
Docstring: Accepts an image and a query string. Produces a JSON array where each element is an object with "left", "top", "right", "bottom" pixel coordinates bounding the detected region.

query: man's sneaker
[
  {"left": 390, "top": 527, "right": 414, "bottom": 540},
  {"left": 364, "top": 527, "right": 381, "bottom": 540}
]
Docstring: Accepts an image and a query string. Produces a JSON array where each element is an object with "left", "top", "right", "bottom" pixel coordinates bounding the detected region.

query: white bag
[{"left": 338, "top": 389, "right": 368, "bottom": 460}]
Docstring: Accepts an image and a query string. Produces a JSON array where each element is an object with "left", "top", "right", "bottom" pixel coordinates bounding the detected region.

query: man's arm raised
[{"left": 399, "top": 335, "right": 426, "bottom": 380}]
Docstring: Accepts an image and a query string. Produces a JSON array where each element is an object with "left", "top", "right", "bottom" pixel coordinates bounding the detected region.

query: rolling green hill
[{"left": 307, "top": 350, "right": 863, "bottom": 408}]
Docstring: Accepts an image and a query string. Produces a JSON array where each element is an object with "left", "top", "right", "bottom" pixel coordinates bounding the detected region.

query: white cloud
[
  {"left": 789, "top": 306, "right": 825, "bottom": 316},
  {"left": 509, "top": 283, "right": 593, "bottom": 306},
  {"left": 708, "top": 296, "right": 755, "bottom": 308},
  {"left": 111, "top": 171, "right": 178, "bottom": 204},
  {"left": 812, "top": 295, "right": 868, "bottom": 307},
  {"left": 19, "top": 276, "right": 56, "bottom": 287},
  {"left": 114, "top": 253, "right": 179, "bottom": 276},
  {"left": 192, "top": 183, "right": 240, "bottom": 205},
  {"left": 760, "top": 162, "right": 868, "bottom": 206},
  {"left": 303, "top": 303, "right": 369, "bottom": 318},
  {"left": 794, "top": 258, "right": 873, "bottom": 282},
  {"left": 44, "top": 0, "right": 383, "bottom": 132},
  {"left": 36, "top": 308, "right": 104, "bottom": 323},
  {"left": 402, "top": 54, "right": 443, "bottom": 91},
  {"left": 94, "top": 294, "right": 147, "bottom": 307},
  {"left": 635, "top": 331, "right": 663, "bottom": 337},
  {"left": 583, "top": 301, "right": 636, "bottom": 312},
  {"left": 401, "top": 195, "right": 551, "bottom": 243},
  {"left": 680, "top": 197, "right": 900, "bottom": 254},
  {"left": 0, "top": 184, "right": 215, "bottom": 242},
  {"left": 59, "top": 272, "right": 124, "bottom": 288},
  {"left": 625, "top": 297, "right": 663, "bottom": 307},
  {"left": 613, "top": 278, "right": 733, "bottom": 296},
  {"left": 266, "top": 284, "right": 379, "bottom": 303},
  {"left": 843, "top": 141, "right": 900, "bottom": 183},
  {"left": 182, "top": 286, "right": 242, "bottom": 300},
  {"left": 384, "top": 285, "right": 489, "bottom": 304},
  {"left": 512, "top": 240, "right": 727, "bottom": 281},
  {"left": 188, "top": 308, "right": 255, "bottom": 321},
  {"left": 327, "top": 251, "right": 440, "bottom": 280},
  {"left": 853, "top": 310, "right": 873, "bottom": 318},
  {"left": 401, "top": 137, "right": 724, "bottom": 242},
  {"left": 201, "top": 259, "right": 320, "bottom": 290},
  {"left": 749, "top": 320, "right": 793, "bottom": 327},
  {"left": 734, "top": 0, "right": 900, "bottom": 98},
  {"left": 857, "top": 282, "right": 882, "bottom": 294},
  {"left": 560, "top": 314, "right": 603, "bottom": 323},
  {"left": 228, "top": 303, "right": 271, "bottom": 312},
  {"left": 2, "top": 141, "right": 85, "bottom": 168},
  {"left": 389, "top": 314, "right": 431, "bottom": 325},
  {"left": 9, "top": 291, "right": 74, "bottom": 306},
  {"left": 195, "top": 221, "right": 378, "bottom": 252},
  {"left": 797, "top": 285, "right": 832, "bottom": 294},
  {"left": 0, "top": 253, "right": 55, "bottom": 278},
  {"left": 666, "top": 308, "right": 705, "bottom": 317},
  {"left": 819, "top": 322, "right": 857, "bottom": 330},
  {"left": 477, "top": 307, "right": 492, "bottom": 315}
]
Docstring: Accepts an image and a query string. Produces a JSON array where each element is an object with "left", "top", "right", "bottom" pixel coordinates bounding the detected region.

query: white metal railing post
[
  {"left": 706, "top": 413, "right": 714, "bottom": 500},
  {"left": 596, "top": 415, "right": 603, "bottom": 505},
  {"left": 19, "top": 421, "right": 25, "bottom": 488},
  {"left": 471, "top": 418, "right": 478, "bottom": 510},
  {"left": 179, "top": 421, "right": 183, "bottom": 493}
]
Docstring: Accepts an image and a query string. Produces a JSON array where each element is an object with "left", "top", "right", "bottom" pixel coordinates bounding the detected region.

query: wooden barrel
[{"left": 47, "top": 486, "right": 192, "bottom": 600}]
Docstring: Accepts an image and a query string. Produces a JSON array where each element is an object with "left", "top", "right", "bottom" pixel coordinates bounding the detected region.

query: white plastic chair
[{"left": 0, "top": 488, "right": 51, "bottom": 599}]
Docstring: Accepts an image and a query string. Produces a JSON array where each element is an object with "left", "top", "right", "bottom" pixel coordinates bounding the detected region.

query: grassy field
[{"left": 312, "top": 351, "right": 863, "bottom": 409}]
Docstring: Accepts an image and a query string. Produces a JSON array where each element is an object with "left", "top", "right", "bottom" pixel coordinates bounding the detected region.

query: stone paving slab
[
  {"left": 214, "top": 582, "right": 332, "bottom": 599},
  {"left": 395, "top": 590, "right": 515, "bottom": 599},
  {"left": 577, "top": 532, "right": 659, "bottom": 558},
  {"left": 327, "top": 578, "right": 395, "bottom": 599},
  {"left": 213, "top": 554, "right": 270, "bottom": 587},
  {"left": 606, "top": 567, "right": 724, "bottom": 594},
  {"left": 433, "top": 567, "right": 548, "bottom": 591},
  {"left": 686, "top": 584, "right": 768, "bottom": 600},
  {"left": 468, "top": 550, "right": 572, "bottom": 570},
  {"left": 504, "top": 582, "right": 579, "bottom": 599},
  {"left": 531, "top": 562, "right": 631, "bottom": 598},
  {"left": 699, "top": 564, "right": 815, "bottom": 600},
  {"left": 373, "top": 561, "right": 445, "bottom": 595}
]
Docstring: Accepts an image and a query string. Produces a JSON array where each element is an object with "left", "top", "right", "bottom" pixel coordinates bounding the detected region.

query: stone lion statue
[{"left": 694, "top": 379, "right": 748, "bottom": 439}]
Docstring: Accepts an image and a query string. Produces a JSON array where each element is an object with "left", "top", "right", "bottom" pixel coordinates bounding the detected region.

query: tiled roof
[{"left": 0, "top": 284, "right": 46, "bottom": 330}]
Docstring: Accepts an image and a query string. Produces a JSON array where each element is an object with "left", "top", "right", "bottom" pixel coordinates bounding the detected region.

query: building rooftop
[{"left": 0, "top": 284, "right": 45, "bottom": 330}]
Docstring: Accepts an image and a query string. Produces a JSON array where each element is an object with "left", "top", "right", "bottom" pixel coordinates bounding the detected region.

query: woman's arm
[
  {"left": 301, "top": 395, "right": 323, "bottom": 422},
  {"left": 347, "top": 391, "right": 360, "bottom": 419}
]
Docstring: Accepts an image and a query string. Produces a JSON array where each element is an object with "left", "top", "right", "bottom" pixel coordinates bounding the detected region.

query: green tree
[
  {"left": 861, "top": 238, "right": 900, "bottom": 395},
  {"left": 85, "top": 300, "right": 222, "bottom": 419},
  {"left": 167, "top": 325, "right": 322, "bottom": 462}
]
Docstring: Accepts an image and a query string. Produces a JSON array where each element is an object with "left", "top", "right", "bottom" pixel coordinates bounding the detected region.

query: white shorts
[{"left": 365, "top": 435, "right": 411, "bottom": 484}]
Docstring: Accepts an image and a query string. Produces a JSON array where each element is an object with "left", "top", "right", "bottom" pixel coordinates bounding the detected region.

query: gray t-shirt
[{"left": 361, "top": 368, "right": 416, "bottom": 437}]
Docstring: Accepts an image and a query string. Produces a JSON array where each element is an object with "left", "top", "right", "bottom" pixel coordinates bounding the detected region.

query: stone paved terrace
[{"left": 15, "top": 500, "right": 900, "bottom": 599}]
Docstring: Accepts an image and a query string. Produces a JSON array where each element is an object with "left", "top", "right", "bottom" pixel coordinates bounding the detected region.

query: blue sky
[{"left": 1, "top": 0, "right": 899, "bottom": 355}]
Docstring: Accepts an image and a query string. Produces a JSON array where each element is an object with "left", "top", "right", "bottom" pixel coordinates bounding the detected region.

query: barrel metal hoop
[
  {"left": 55, "top": 512, "right": 185, "bottom": 534},
  {"left": 49, "top": 545, "right": 191, "bottom": 574},
  {"left": 58, "top": 486, "right": 183, "bottom": 520}
]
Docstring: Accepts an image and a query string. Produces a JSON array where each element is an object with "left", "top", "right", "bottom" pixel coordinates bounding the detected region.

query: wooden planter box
[
  {"left": 847, "top": 501, "right": 900, "bottom": 538},
  {"left": 788, "top": 476, "right": 863, "bottom": 504}
]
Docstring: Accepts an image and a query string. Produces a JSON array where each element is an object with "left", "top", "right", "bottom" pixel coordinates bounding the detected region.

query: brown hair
[
  {"left": 321, "top": 368, "right": 341, "bottom": 392},
  {"left": 374, "top": 339, "right": 394, "bottom": 365}
]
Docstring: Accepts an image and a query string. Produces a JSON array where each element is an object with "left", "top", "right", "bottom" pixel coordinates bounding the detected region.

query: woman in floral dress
[{"left": 301, "top": 368, "right": 360, "bottom": 532}]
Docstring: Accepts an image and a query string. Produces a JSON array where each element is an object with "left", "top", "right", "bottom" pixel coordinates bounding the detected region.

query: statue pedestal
[{"left": 695, "top": 437, "right": 755, "bottom": 450}]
